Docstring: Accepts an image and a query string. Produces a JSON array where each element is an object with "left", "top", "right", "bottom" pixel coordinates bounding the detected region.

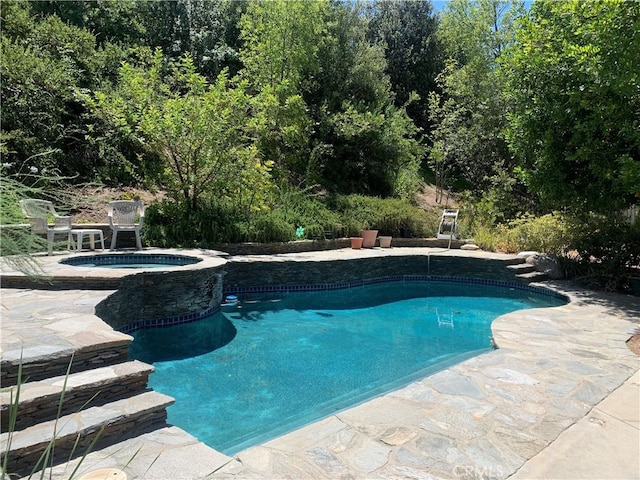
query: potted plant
[
  {"left": 378, "top": 235, "right": 392, "bottom": 248},
  {"left": 350, "top": 236, "right": 364, "bottom": 249},
  {"left": 360, "top": 228, "right": 378, "bottom": 248}
]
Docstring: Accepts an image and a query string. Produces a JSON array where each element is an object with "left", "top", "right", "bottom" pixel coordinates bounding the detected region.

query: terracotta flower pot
[
  {"left": 360, "top": 229, "right": 378, "bottom": 248},
  {"left": 350, "top": 237, "right": 363, "bottom": 249},
  {"left": 378, "top": 236, "right": 392, "bottom": 248}
]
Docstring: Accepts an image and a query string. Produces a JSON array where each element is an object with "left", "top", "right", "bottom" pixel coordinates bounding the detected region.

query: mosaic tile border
[
  {"left": 120, "top": 305, "right": 220, "bottom": 334},
  {"left": 61, "top": 253, "right": 202, "bottom": 267},
  {"left": 120, "top": 275, "right": 566, "bottom": 334},
  {"left": 224, "top": 275, "right": 566, "bottom": 300}
]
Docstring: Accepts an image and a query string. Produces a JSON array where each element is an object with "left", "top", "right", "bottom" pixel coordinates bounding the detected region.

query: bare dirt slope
[
  {"left": 66, "top": 186, "right": 164, "bottom": 223},
  {"left": 66, "top": 183, "right": 455, "bottom": 224},
  {"left": 415, "top": 183, "right": 459, "bottom": 211}
]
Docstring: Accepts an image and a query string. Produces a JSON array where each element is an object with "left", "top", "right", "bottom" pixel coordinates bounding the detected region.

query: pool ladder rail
[{"left": 436, "top": 308, "right": 454, "bottom": 329}]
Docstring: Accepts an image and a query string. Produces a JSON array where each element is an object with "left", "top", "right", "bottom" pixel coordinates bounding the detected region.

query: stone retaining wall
[
  {"left": 95, "top": 267, "right": 225, "bottom": 331},
  {"left": 213, "top": 237, "right": 463, "bottom": 255},
  {"left": 223, "top": 255, "right": 518, "bottom": 291}
]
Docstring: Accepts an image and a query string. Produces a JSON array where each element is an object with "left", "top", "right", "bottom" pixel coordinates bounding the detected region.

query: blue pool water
[
  {"left": 60, "top": 253, "right": 201, "bottom": 268},
  {"left": 129, "top": 280, "right": 565, "bottom": 455}
]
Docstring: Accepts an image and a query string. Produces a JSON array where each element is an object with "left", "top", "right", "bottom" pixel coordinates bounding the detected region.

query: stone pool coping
[
  {"left": 0, "top": 248, "right": 228, "bottom": 289},
  {"left": 1, "top": 247, "right": 639, "bottom": 479}
]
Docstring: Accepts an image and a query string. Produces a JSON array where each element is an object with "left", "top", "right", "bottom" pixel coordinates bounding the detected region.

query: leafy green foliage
[
  {"left": 496, "top": 213, "right": 569, "bottom": 254},
  {"left": 1, "top": 2, "right": 95, "bottom": 176},
  {"left": 140, "top": 0, "right": 245, "bottom": 79},
  {"left": 240, "top": 0, "right": 327, "bottom": 93},
  {"left": 143, "top": 190, "right": 435, "bottom": 247},
  {"left": 428, "top": 0, "right": 523, "bottom": 203},
  {"left": 329, "top": 195, "right": 435, "bottom": 238},
  {"left": 88, "top": 53, "right": 275, "bottom": 212},
  {"left": 503, "top": 0, "right": 640, "bottom": 213},
  {"left": 300, "top": 1, "right": 425, "bottom": 198},
  {"left": 367, "top": 0, "right": 443, "bottom": 134},
  {"left": 238, "top": 0, "right": 327, "bottom": 182},
  {"left": 564, "top": 215, "right": 640, "bottom": 292},
  {"left": 319, "top": 103, "right": 424, "bottom": 198},
  {"left": 0, "top": 0, "right": 148, "bottom": 183},
  {"left": 31, "top": 0, "right": 147, "bottom": 47}
]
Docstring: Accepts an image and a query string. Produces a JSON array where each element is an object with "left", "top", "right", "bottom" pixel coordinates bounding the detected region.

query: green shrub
[
  {"left": 267, "top": 187, "right": 342, "bottom": 239},
  {"left": 144, "top": 198, "right": 249, "bottom": 247},
  {"left": 248, "top": 210, "right": 296, "bottom": 243},
  {"left": 469, "top": 224, "right": 499, "bottom": 251},
  {"left": 563, "top": 215, "right": 640, "bottom": 292},
  {"left": 144, "top": 191, "right": 440, "bottom": 247},
  {"left": 144, "top": 191, "right": 338, "bottom": 246},
  {"left": 330, "top": 195, "right": 435, "bottom": 237},
  {"left": 496, "top": 213, "right": 570, "bottom": 254}
]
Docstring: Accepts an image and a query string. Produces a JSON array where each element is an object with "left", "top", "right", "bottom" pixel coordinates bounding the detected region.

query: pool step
[
  {"left": 0, "top": 360, "right": 154, "bottom": 433},
  {"left": 0, "top": 390, "right": 174, "bottom": 478},
  {"left": 507, "top": 262, "right": 536, "bottom": 275},
  {"left": 503, "top": 256, "right": 528, "bottom": 266},
  {"left": 0, "top": 329, "right": 133, "bottom": 388},
  {"left": 504, "top": 256, "right": 550, "bottom": 283},
  {"left": 515, "top": 271, "right": 550, "bottom": 283}
]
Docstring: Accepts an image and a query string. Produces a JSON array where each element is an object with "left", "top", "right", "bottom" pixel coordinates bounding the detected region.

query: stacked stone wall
[
  {"left": 223, "top": 255, "right": 518, "bottom": 290},
  {"left": 1, "top": 342, "right": 130, "bottom": 387},
  {"left": 95, "top": 268, "right": 224, "bottom": 331}
]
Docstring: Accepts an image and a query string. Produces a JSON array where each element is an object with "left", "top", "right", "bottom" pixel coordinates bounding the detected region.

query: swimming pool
[
  {"left": 129, "top": 279, "right": 565, "bottom": 455},
  {"left": 60, "top": 253, "right": 202, "bottom": 269}
]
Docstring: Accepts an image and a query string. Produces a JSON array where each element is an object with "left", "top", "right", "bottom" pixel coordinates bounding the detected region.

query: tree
[
  {"left": 303, "top": 1, "right": 425, "bottom": 198},
  {"left": 367, "top": 0, "right": 443, "bottom": 134},
  {"left": 31, "top": 0, "right": 146, "bottom": 47},
  {"left": 503, "top": 0, "right": 640, "bottom": 213},
  {"left": 140, "top": 0, "right": 245, "bottom": 79},
  {"left": 428, "top": 0, "right": 524, "bottom": 206},
  {"left": 87, "top": 53, "right": 274, "bottom": 213},
  {"left": 239, "top": 0, "right": 327, "bottom": 93},
  {"left": 1, "top": 1, "right": 97, "bottom": 177},
  {"left": 1, "top": 0, "right": 150, "bottom": 184},
  {"left": 237, "top": 0, "right": 327, "bottom": 182}
]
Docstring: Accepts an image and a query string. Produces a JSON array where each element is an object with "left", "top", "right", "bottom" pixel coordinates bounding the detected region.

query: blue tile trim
[
  {"left": 121, "top": 276, "right": 566, "bottom": 334},
  {"left": 120, "top": 304, "right": 221, "bottom": 334},
  {"left": 61, "top": 253, "right": 201, "bottom": 267},
  {"left": 224, "top": 275, "right": 566, "bottom": 301}
]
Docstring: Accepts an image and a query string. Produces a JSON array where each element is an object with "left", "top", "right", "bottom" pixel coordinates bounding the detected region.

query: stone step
[
  {"left": 0, "top": 360, "right": 154, "bottom": 433},
  {"left": 0, "top": 390, "right": 174, "bottom": 478},
  {"left": 516, "top": 271, "right": 550, "bottom": 283},
  {"left": 507, "top": 262, "right": 536, "bottom": 274},
  {"left": 0, "top": 329, "right": 133, "bottom": 387},
  {"left": 503, "top": 256, "right": 527, "bottom": 266}
]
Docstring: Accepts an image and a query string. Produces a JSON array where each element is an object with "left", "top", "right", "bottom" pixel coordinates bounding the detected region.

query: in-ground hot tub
[{"left": 60, "top": 253, "right": 202, "bottom": 269}]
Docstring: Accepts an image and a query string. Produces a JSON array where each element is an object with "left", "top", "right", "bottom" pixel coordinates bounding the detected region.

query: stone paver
[
  {"left": 1, "top": 248, "right": 639, "bottom": 479},
  {"left": 213, "top": 281, "right": 640, "bottom": 480},
  {"left": 511, "top": 370, "right": 640, "bottom": 480}
]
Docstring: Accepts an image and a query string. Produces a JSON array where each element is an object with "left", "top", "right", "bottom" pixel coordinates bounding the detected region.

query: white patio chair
[
  {"left": 19, "top": 199, "right": 73, "bottom": 255},
  {"left": 108, "top": 200, "right": 144, "bottom": 250}
]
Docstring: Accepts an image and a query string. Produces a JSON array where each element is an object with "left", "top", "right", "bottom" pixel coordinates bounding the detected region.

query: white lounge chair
[
  {"left": 108, "top": 200, "right": 144, "bottom": 250},
  {"left": 19, "top": 199, "right": 73, "bottom": 255}
]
